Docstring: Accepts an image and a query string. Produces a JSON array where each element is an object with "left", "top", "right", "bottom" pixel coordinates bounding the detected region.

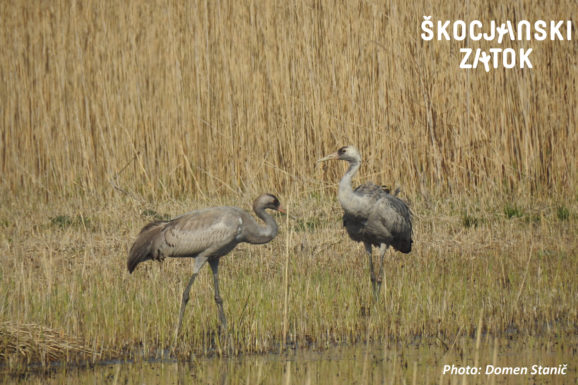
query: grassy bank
[{"left": 0, "top": 193, "right": 575, "bottom": 372}]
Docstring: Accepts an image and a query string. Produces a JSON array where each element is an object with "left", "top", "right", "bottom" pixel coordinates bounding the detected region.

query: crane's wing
[
  {"left": 128, "top": 208, "right": 243, "bottom": 273},
  {"left": 354, "top": 182, "right": 402, "bottom": 198},
  {"left": 354, "top": 182, "right": 387, "bottom": 199},
  {"left": 345, "top": 182, "right": 412, "bottom": 253},
  {"left": 372, "top": 194, "right": 412, "bottom": 252},
  {"left": 162, "top": 208, "right": 243, "bottom": 257}
]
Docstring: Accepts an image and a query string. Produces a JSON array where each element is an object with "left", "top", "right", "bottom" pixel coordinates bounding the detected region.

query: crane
[
  {"left": 317, "top": 146, "right": 412, "bottom": 300},
  {"left": 127, "top": 193, "right": 284, "bottom": 339}
]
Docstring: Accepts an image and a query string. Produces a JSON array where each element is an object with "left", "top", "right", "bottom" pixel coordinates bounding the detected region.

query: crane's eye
[
  {"left": 338, "top": 146, "right": 347, "bottom": 155},
  {"left": 267, "top": 194, "right": 280, "bottom": 207}
]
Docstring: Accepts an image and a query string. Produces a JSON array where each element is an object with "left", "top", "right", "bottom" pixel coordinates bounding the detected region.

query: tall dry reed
[{"left": 0, "top": 1, "right": 575, "bottom": 201}]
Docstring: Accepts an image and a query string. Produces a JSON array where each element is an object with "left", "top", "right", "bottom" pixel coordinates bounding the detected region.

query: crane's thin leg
[
  {"left": 375, "top": 244, "right": 389, "bottom": 298},
  {"left": 174, "top": 255, "right": 209, "bottom": 342},
  {"left": 365, "top": 243, "right": 379, "bottom": 302},
  {"left": 209, "top": 258, "right": 227, "bottom": 331}
]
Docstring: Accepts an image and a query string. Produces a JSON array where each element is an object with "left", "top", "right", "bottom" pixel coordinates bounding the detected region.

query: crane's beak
[
  {"left": 316, "top": 152, "right": 338, "bottom": 163},
  {"left": 277, "top": 206, "right": 297, "bottom": 220}
]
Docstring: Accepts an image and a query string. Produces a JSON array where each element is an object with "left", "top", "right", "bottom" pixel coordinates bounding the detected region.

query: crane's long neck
[
  {"left": 244, "top": 208, "right": 278, "bottom": 244},
  {"left": 338, "top": 160, "right": 366, "bottom": 216}
]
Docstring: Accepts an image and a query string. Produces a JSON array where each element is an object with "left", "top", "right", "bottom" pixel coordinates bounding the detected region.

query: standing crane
[
  {"left": 317, "top": 146, "right": 412, "bottom": 300},
  {"left": 127, "top": 193, "right": 285, "bottom": 340}
]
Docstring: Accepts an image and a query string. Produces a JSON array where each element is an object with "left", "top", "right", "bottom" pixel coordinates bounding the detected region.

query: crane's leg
[
  {"left": 375, "top": 244, "right": 389, "bottom": 298},
  {"left": 365, "top": 243, "right": 379, "bottom": 302},
  {"left": 209, "top": 258, "right": 227, "bottom": 331},
  {"left": 175, "top": 255, "right": 209, "bottom": 342}
]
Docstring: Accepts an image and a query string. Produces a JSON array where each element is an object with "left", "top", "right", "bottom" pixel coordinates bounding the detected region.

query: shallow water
[{"left": 6, "top": 337, "right": 575, "bottom": 384}]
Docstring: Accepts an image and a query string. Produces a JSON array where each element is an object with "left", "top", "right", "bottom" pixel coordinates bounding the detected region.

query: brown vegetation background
[
  {"left": 0, "top": 1, "right": 576, "bottom": 371},
  {"left": 0, "top": 0, "right": 575, "bottom": 200}
]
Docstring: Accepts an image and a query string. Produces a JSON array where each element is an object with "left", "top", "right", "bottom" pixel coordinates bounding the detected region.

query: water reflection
[{"left": 6, "top": 337, "right": 574, "bottom": 385}]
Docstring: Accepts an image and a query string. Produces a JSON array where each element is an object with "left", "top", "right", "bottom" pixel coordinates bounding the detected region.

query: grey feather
[
  {"left": 127, "top": 194, "right": 283, "bottom": 273},
  {"left": 353, "top": 182, "right": 401, "bottom": 197},
  {"left": 127, "top": 221, "right": 169, "bottom": 273},
  {"left": 317, "top": 146, "right": 413, "bottom": 300},
  {"left": 128, "top": 193, "right": 284, "bottom": 338},
  {"left": 318, "top": 146, "right": 413, "bottom": 253}
]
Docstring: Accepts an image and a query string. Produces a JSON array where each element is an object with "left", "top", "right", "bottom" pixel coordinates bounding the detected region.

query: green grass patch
[
  {"left": 49, "top": 214, "right": 91, "bottom": 229},
  {"left": 556, "top": 206, "right": 570, "bottom": 221},
  {"left": 504, "top": 204, "right": 524, "bottom": 219}
]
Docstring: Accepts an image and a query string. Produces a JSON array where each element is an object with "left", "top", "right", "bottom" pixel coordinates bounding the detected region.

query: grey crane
[
  {"left": 127, "top": 193, "right": 285, "bottom": 339},
  {"left": 317, "top": 146, "right": 412, "bottom": 299}
]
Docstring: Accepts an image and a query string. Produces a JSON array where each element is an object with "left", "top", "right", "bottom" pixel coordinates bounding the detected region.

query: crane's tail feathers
[{"left": 127, "top": 221, "right": 168, "bottom": 273}]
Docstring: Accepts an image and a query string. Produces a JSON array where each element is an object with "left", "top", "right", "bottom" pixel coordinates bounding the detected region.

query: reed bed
[
  {"left": 0, "top": 0, "right": 575, "bottom": 200},
  {"left": 0, "top": 0, "right": 576, "bottom": 374}
]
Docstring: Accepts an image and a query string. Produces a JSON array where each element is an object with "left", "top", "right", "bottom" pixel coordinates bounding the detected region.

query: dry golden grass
[
  {"left": 0, "top": 321, "right": 93, "bottom": 372},
  {"left": 0, "top": 0, "right": 576, "bottom": 374}
]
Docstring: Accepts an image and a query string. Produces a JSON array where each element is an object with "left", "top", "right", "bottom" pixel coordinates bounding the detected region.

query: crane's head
[
  {"left": 317, "top": 145, "right": 361, "bottom": 164},
  {"left": 254, "top": 193, "right": 286, "bottom": 214}
]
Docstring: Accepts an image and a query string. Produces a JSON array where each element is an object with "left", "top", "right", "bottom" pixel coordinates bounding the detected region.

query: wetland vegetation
[
  {"left": 0, "top": 0, "right": 575, "bottom": 379},
  {"left": 0, "top": 194, "right": 575, "bottom": 374}
]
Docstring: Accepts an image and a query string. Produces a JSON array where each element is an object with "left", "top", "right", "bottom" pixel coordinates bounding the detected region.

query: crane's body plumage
[
  {"left": 127, "top": 194, "right": 283, "bottom": 340},
  {"left": 318, "top": 146, "right": 413, "bottom": 299},
  {"left": 343, "top": 183, "right": 412, "bottom": 252},
  {"left": 128, "top": 206, "right": 278, "bottom": 272}
]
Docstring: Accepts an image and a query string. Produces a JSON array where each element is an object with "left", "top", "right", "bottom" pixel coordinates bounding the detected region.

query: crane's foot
[{"left": 212, "top": 321, "right": 233, "bottom": 355}]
